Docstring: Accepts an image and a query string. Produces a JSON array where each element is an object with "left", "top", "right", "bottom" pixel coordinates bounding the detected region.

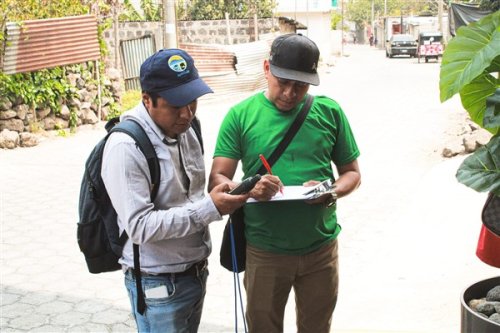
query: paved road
[{"left": 1, "top": 44, "right": 498, "bottom": 333}]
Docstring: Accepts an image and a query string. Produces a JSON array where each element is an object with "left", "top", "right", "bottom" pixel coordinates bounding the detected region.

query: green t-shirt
[{"left": 214, "top": 92, "right": 360, "bottom": 255}]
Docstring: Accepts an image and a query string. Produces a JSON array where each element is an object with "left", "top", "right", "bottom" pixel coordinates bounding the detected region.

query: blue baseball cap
[{"left": 140, "top": 49, "right": 213, "bottom": 107}]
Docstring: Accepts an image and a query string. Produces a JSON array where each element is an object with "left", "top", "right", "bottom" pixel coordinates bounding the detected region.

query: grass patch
[{"left": 120, "top": 90, "right": 142, "bottom": 113}]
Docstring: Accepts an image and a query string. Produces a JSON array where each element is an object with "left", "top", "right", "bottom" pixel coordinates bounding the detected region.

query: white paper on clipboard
[{"left": 246, "top": 179, "right": 335, "bottom": 203}]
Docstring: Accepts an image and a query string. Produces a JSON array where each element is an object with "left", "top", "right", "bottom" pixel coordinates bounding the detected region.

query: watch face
[{"left": 331, "top": 190, "right": 338, "bottom": 200}]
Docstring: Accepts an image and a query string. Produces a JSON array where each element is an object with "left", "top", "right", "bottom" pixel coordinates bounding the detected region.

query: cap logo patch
[{"left": 168, "top": 55, "right": 187, "bottom": 72}]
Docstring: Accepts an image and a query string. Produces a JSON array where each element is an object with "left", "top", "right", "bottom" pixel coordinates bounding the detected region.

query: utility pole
[
  {"left": 438, "top": 0, "right": 443, "bottom": 34},
  {"left": 371, "top": 0, "right": 375, "bottom": 43},
  {"left": 163, "top": 0, "right": 177, "bottom": 48},
  {"left": 371, "top": 0, "right": 375, "bottom": 31},
  {"left": 400, "top": 7, "right": 403, "bottom": 34},
  {"left": 341, "top": 0, "right": 344, "bottom": 57}
]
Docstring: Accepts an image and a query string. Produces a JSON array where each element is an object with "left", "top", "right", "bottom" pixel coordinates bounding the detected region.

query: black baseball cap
[
  {"left": 269, "top": 33, "right": 320, "bottom": 86},
  {"left": 140, "top": 49, "right": 213, "bottom": 107}
]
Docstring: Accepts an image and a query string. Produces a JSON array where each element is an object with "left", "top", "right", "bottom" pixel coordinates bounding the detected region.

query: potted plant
[{"left": 439, "top": 10, "right": 500, "bottom": 331}]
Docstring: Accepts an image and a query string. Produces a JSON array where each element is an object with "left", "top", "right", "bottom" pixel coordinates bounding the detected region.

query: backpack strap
[
  {"left": 191, "top": 116, "right": 204, "bottom": 155},
  {"left": 110, "top": 119, "right": 161, "bottom": 200},
  {"left": 106, "top": 118, "right": 159, "bottom": 316},
  {"left": 256, "top": 94, "right": 313, "bottom": 174},
  {"left": 132, "top": 244, "right": 145, "bottom": 314}
]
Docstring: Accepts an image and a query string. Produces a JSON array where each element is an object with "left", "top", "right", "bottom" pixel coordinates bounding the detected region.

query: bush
[{"left": 120, "top": 90, "right": 142, "bottom": 114}]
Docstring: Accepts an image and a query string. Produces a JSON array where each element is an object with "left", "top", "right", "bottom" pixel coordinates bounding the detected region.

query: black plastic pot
[{"left": 461, "top": 276, "right": 500, "bottom": 333}]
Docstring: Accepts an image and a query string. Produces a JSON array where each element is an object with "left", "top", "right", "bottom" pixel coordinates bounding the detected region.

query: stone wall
[
  {"left": 0, "top": 66, "right": 121, "bottom": 149},
  {"left": 102, "top": 18, "right": 278, "bottom": 69},
  {"left": 178, "top": 18, "right": 277, "bottom": 44}
]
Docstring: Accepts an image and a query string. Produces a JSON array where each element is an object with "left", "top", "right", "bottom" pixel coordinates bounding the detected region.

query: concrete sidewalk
[
  {"left": 2, "top": 99, "right": 496, "bottom": 333},
  {"left": 2, "top": 44, "right": 499, "bottom": 333}
]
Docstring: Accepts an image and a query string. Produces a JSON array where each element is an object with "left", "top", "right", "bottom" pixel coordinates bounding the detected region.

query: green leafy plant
[
  {"left": 120, "top": 0, "right": 162, "bottom": 21},
  {"left": 346, "top": 0, "right": 446, "bottom": 30},
  {"left": 177, "top": 0, "right": 276, "bottom": 21},
  {"left": 0, "top": 69, "right": 77, "bottom": 110},
  {"left": 56, "top": 128, "right": 69, "bottom": 137},
  {"left": 331, "top": 11, "right": 342, "bottom": 30},
  {"left": 120, "top": 90, "right": 142, "bottom": 112},
  {"left": 69, "top": 107, "right": 79, "bottom": 130},
  {"left": 439, "top": 11, "right": 500, "bottom": 195},
  {"left": 480, "top": 0, "right": 500, "bottom": 12},
  {"left": 0, "top": 68, "right": 79, "bottom": 130}
]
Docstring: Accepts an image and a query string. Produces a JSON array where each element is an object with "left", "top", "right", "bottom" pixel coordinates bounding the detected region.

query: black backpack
[
  {"left": 77, "top": 116, "right": 203, "bottom": 314},
  {"left": 77, "top": 118, "right": 160, "bottom": 273}
]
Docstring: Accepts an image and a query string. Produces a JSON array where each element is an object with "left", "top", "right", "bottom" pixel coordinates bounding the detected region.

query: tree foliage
[
  {"left": 345, "top": 0, "right": 436, "bottom": 29},
  {"left": 177, "top": 0, "right": 276, "bottom": 21},
  {"left": 344, "top": 0, "right": 487, "bottom": 30},
  {"left": 331, "top": 11, "right": 342, "bottom": 30},
  {"left": 480, "top": 0, "right": 500, "bottom": 11},
  {"left": 119, "top": 0, "right": 162, "bottom": 21},
  {"left": 344, "top": 0, "right": 499, "bottom": 31},
  {"left": 1, "top": 0, "right": 89, "bottom": 22},
  {"left": 118, "top": 0, "right": 276, "bottom": 22}
]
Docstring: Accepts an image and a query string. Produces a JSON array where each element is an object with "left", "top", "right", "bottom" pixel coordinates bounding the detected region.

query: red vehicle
[{"left": 417, "top": 32, "right": 444, "bottom": 63}]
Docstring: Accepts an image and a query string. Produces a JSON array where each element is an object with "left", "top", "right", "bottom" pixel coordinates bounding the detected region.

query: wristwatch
[{"left": 326, "top": 190, "right": 338, "bottom": 208}]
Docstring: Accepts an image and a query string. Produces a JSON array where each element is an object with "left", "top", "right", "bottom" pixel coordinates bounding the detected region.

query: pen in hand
[{"left": 259, "top": 154, "right": 284, "bottom": 195}]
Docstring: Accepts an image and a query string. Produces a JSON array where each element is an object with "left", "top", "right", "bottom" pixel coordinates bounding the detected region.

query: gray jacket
[{"left": 101, "top": 103, "right": 221, "bottom": 274}]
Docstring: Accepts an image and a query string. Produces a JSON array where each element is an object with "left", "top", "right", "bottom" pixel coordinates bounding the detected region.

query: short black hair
[{"left": 143, "top": 91, "right": 161, "bottom": 108}]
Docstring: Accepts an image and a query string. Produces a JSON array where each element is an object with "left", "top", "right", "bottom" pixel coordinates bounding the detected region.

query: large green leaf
[
  {"left": 440, "top": 11, "right": 500, "bottom": 103},
  {"left": 484, "top": 88, "right": 500, "bottom": 130},
  {"left": 485, "top": 54, "right": 500, "bottom": 73},
  {"left": 456, "top": 135, "right": 500, "bottom": 195},
  {"left": 459, "top": 74, "right": 500, "bottom": 134}
]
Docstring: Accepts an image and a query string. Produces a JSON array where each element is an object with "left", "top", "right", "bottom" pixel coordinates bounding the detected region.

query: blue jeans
[{"left": 124, "top": 268, "right": 208, "bottom": 333}]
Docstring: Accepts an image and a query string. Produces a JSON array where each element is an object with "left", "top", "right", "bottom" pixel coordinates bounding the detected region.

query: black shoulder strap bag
[{"left": 220, "top": 94, "right": 314, "bottom": 273}]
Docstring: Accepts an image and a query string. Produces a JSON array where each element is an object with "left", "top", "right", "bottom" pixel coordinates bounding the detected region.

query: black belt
[{"left": 131, "top": 259, "right": 208, "bottom": 278}]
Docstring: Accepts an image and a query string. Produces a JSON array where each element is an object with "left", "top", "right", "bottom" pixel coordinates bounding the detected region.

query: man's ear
[
  {"left": 263, "top": 59, "right": 270, "bottom": 71},
  {"left": 263, "top": 60, "right": 271, "bottom": 79},
  {"left": 142, "top": 92, "right": 151, "bottom": 108}
]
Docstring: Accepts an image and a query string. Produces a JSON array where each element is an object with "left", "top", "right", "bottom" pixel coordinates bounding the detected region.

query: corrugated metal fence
[
  {"left": 119, "top": 38, "right": 271, "bottom": 96},
  {"left": 120, "top": 35, "right": 156, "bottom": 91},
  {"left": 1, "top": 15, "right": 100, "bottom": 75}
]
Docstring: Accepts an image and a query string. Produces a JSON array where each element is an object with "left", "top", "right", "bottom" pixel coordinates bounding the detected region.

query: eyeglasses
[{"left": 276, "top": 77, "right": 309, "bottom": 88}]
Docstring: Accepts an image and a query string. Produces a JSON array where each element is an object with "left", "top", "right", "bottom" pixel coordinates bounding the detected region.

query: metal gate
[{"left": 120, "top": 34, "right": 156, "bottom": 91}]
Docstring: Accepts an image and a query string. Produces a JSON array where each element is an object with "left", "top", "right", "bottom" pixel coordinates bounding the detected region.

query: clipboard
[{"left": 246, "top": 179, "right": 335, "bottom": 203}]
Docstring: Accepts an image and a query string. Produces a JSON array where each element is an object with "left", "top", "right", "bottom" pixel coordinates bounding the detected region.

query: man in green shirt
[{"left": 209, "top": 33, "right": 361, "bottom": 333}]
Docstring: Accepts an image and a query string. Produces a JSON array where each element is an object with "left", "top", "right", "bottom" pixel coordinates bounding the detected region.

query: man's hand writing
[{"left": 249, "top": 174, "right": 283, "bottom": 201}]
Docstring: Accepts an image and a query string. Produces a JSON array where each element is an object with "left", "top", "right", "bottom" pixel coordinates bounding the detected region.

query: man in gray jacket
[{"left": 102, "top": 48, "right": 248, "bottom": 332}]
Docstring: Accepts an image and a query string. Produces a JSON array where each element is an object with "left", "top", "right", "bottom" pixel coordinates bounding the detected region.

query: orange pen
[{"left": 259, "top": 154, "right": 283, "bottom": 194}]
